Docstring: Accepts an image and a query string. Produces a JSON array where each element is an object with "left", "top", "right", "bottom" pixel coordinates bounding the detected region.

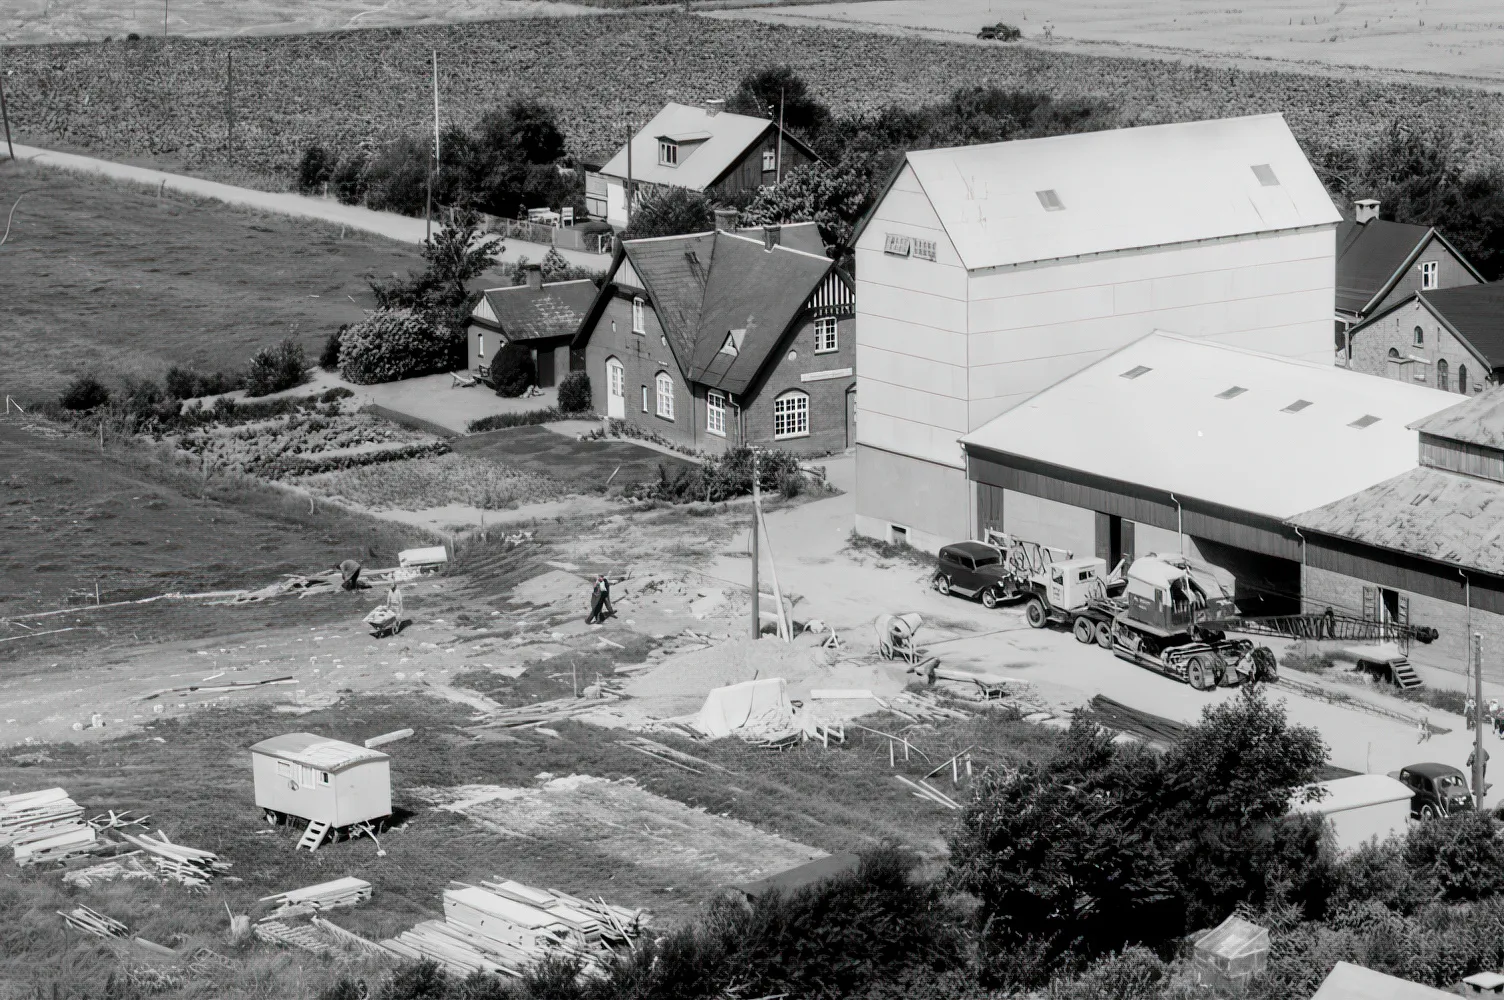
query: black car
[
  {"left": 933, "top": 541, "right": 1014, "bottom": 609},
  {"left": 1390, "top": 762, "right": 1474, "bottom": 819},
  {"left": 977, "top": 22, "right": 1022, "bottom": 40}
]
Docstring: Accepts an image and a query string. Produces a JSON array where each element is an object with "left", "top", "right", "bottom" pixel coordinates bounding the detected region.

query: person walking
[
  {"left": 1470, "top": 746, "right": 1490, "bottom": 778},
  {"left": 1417, "top": 705, "right": 1433, "bottom": 744},
  {"left": 1492, "top": 698, "right": 1502, "bottom": 738},
  {"left": 586, "top": 574, "right": 614, "bottom": 625}
]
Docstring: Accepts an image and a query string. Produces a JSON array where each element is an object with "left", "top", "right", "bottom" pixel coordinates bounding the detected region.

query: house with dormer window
[
  {"left": 572, "top": 217, "right": 855, "bottom": 455},
  {"left": 585, "top": 100, "right": 819, "bottom": 228}
]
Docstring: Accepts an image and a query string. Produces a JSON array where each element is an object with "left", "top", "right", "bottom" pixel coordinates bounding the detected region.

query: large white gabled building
[{"left": 850, "top": 114, "right": 1344, "bottom": 551}]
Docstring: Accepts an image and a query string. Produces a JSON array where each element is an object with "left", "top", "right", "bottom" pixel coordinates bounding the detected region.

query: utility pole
[
  {"left": 0, "top": 49, "right": 13, "bottom": 161},
  {"left": 750, "top": 450, "right": 760, "bottom": 639},
  {"left": 225, "top": 50, "right": 234, "bottom": 160},
  {"left": 776, "top": 86, "right": 785, "bottom": 184},
  {"left": 1474, "top": 632, "right": 1486, "bottom": 805},
  {"left": 163, "top": 0, "right": 168, "bottom": 36},
  {"left": 426, "top": 48, "right": 439, "bottom": 241},
  {"left": 624, "top": 123, "right": 633, "bottom": 231}
]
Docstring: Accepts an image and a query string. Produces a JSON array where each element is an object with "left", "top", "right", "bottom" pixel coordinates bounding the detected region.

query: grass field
[
  {"left": 453, "top": 425, "right": 695, "bottom": 494},
  {"left": 0, "top": 159, "right": 422, "bottom": 403},
  {"left": 720, "top": 0, "right": 1504, "bottom": 85},
  {"left": 0, "top": 685, "right": 1059, "bottom": 999},
  {"left": 3, "top": 10, "right": 1501, "bottom": 185}
]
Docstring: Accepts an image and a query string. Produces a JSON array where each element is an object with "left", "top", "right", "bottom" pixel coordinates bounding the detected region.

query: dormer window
[
  {"left": 1250, "top": 164, "right": 1280, "bottom": 186},
  {"left": 659, "top": 141, "right": 678, "bottom": 167},
  {"left": 1036, "top": 189, "right": 1065, "bottom": 211}
]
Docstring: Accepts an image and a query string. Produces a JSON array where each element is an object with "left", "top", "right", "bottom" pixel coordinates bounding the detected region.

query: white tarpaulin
[{"left": 693, "top": 678, "right": 792, "bottom": 739}]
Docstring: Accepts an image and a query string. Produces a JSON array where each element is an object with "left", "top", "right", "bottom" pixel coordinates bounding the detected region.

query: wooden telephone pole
[
  {"left": 749, "top": 450, "right": 760, "bottom": 639},
  {"left": 1474, "top": 632, "right": 1487, "bottom": 805},
  {"left": 426, "top": 49, "right": 440, "bottom": 241},
  {"left": 225, "top": 51, "right": 234, "bottom": 160},
  {"left": 0, "top": 47, "right": 13, "bottom": 161}
]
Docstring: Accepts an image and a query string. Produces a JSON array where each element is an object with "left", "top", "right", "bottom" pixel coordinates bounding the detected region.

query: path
[{"left": 5, "top": 143, "right": 608, "bottom": 270}]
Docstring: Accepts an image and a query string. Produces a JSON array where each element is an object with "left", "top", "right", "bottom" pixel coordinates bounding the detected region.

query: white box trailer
[{"left": 249, "top": 733, "right": 392, "bottom": 831}]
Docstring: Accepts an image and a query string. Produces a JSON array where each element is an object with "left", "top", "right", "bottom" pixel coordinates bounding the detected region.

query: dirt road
[{"left": 6, "top": 143, "right": 607, "bottom": 270}]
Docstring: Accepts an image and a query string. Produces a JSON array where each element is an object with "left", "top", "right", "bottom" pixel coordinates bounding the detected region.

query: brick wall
[
  {"left": 582, "top": 290, "right": 699, "bottom": 449},
  {"left": 738, "top": 312, "right": 855, "bottom": 455},
  {"left": 1367, "top": 234, "right": 1482, "bottom": 317},
  {"left": 1348, "top": 298, "right": 1490, "bottom": 394},
  {"left": 1302, "top": 564, "right": 1504, "bottom": 684}
]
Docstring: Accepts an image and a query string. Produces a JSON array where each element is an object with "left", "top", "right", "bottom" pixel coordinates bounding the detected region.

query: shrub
[
  {"left": 377, "top": 959, "right": 448, "bottom": 1000},
  {"left": 316, "top": 978, "right": 368, "bottom": 1000},
  {"left": 556, "top": 371, "right": 591, "bottom": 412},
  {"left": 1282, "top": 649, "right": 1336, "bottom": 674},
  {"left": 59, "top": 373, "right": 111, "bottom": 410},
  {"left": 339, "top": 308, "right": 453, "bottom": 385},
  {"left": 622, "top": 186, "right": 718, "bottom": 240},
  {"left": 1399, "top": 685, "right": 1470, "bottom": 715},
  {"left": 321, "top": 326, "right": 346, "bottom": 371},
  {"left": 298, "top": 144, "right": 337, "bottom": 193},
  {"left": 491, "top": 343, "right": 536, "bottom": 397},
  {"left": 244, "top": 337, "right": 310, "bottom": 397},
  {"left": 623, "top": 447, "right": 808, "bottom": 503},
  {"left": 1404, "top": 811, "right": 1504, "bottom": 901},
  {"left": 330, "top": 151, "right": 369, "bottom": 205},
  {"left": 466, "top": 408, "right": 569, "bottom": 432},
  {"left": 164, "top": 366, "right": 242, "bottom": 399},
  {"left": 321, "top": 386, "right": 354, "bottom": 403}
]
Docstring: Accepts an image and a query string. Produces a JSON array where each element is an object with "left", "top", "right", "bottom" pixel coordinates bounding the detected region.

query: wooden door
[
  {"left": 606, "top": 358, "right": 624, "bottom": 419},
  {"left": 536, "top": 348, "right": 555, "bottom": 387},
  {"left": 845, "top": 385, "right": 857, "bottom": 450}
]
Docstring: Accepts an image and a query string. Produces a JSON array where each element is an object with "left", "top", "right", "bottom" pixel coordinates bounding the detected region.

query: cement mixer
[{"left": 876, "top": 613, "right": 925, "bottom": 665}]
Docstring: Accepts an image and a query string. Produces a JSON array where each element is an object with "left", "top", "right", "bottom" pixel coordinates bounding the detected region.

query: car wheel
[
  {"left": 264, "top": 810, "right": 279, "bottom": 827},
  {"left": 1186, "top": 655, "right": 1209, "bottom": 691},
  {"left": 933, "top": 574, "right": 951, "bottom": 597},
  {"left": 1073, "top": 617, "right": 1094, "bottom": 644},
  {"left": 981, "top": 587, "right": 1002, "bottom": 609},
  {"left": 1025, "top": 598, "right": 1047, "bottom": 629},
  {"left": 1420, "top": 803, "right": 1438, "bottom": 821},
  {"left": 1095, "top": 622, "right": 1113, "bottom": 649}
]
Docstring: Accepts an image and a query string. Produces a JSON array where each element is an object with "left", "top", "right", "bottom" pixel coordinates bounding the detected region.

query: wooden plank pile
[
  {"left": 62, "top": 852, "right": 157, "bottom": 889},
  {"left": 254, "top": 919, "right": 332, "bottom": 956},
  {"left": 381, "top": 879, "right": 647, "bottom": 979},
  {"left": 260, "top": 877, "right": 373, "bottom": 921},
  {"left": 885, "top": 691, "right": 974, "bottom": 722},
  {"left": 1, "top": 788, "right": 98, "bottom": 866},
  {"left": 470, "top": 694, "right": 621, "bottom": 731},
  {"left": 16, "top": 825, "right": 103, "bottom": 867},
  {"left": 617, "top": 737, "right": 727, "bottom": 775},
  {"left": 58, "top": 904, "right": 128, "bottom": 939},
  {"left": 117, "top": 831, "right": 231, "bottom": 887},
  {"left": 896, "top": 775, "right": 962, "bottom": 811}
]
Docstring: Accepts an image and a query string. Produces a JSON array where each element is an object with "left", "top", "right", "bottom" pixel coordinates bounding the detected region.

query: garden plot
[
  {"left": 300, "top": 452, "right": 570, "bottom": 511},
  {"left": 414, "top": 775, "right": 827, "bottom": 891},
  {"left": 176, "top": 409, "right": 447, "bottom": 478}
]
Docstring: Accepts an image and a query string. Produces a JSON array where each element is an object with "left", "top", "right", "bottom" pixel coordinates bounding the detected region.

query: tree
[
  {"left": 59, "top": 373, "right": 110, "bottom": 411},
  {"left": 338, "top": 308, "right": 450, "bottom": 385},
  {"left": 330, "top": 151, "right": 368, "bottom": 205},
  {"left": 490, "top": 342, "right": 536, "bottom": 397},
  {"left": 362, "top": 134, "right": 431, "bottom": 216},
  {"left": 744, "top": 160, "right": 867, "bottom": 248},
  {"left": 726, "top": 65, "right": 830, "bottom": 136},
  {"left": 244, "top": 338, "right": 309, "bottom": 397},
  {"left": 557, "top": 371, "right": 592, "bottom": 413},
  {"left": 1404, "top": 810, "right": 1504, "bottom": 902},
  {"left": 622, "top": 187, "right": 717, "bottom": 240},
  {"left": 474, "top": 100, "right": 566, "bottom": 166}
]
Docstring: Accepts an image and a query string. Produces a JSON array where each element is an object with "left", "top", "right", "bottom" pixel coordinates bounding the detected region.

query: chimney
[
  {"left": 704, "top": 98, "right": 725, "bottom": 117},
  {"left": 1354, "top": 199, "right": 1381, "bottom": 224},
  {"left": 523, "top": 262, "right": 543, "bottom": 291},
  {"left": 762, "top": 225, "right": 781, "bottom": 251},
  {"left": 713, "top": 208, "right": 739, "bottom": 232}
]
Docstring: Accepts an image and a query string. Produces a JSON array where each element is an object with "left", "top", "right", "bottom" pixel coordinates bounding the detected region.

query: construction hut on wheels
[
  {"left": 250, "top": 733, "right": 392, "bottom": 846},
  {"left": 958, "top": 333, "right": 1457, "bottom": 618}
]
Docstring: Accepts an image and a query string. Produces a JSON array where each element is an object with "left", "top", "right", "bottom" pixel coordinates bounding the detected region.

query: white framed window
[
  {"left": 641, "top": 385, "right": 648, "bottom": 412},
  {"left": 1414, "top": 325, "right": 1425, "bottom": 346},
  {"left": 320, "top": 771, "right": 331, "bottom": 786},
  {"left": 1421, "top": 260, "right": 1439, "bottom": 290},
  {"left": 299, "top": 764, "right": 315, "bottom": 787},
  {"left": 632, "top": 297, "right": 645, "bottom": 334},
  {"left": 658, "top": 141, "right": 678, "bottom": 166},
  {"left": 814, "top": 316, "right": 838, "bottom": 354},
  {"left": 773, "top": 390, "right": 809, "bottom": 439},
  {"left": 607, "top": 358, "right": 624, "bottom": 398},
  {"left": 276, "top": 760, "right": 291, "bottom": 778},
  {"left": 655, "top": 372, "right": 674, "bottom": 419},
  {"left": 706, "top": 391, "right": 726, "bottom": 436},
  {"left": 762, "top": 149, "right": 776, "bottom": 171}
]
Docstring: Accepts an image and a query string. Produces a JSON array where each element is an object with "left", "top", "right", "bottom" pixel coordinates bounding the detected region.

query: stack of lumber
[
  {"left": 260, "top": 877, "right": 373, "bottom": 921},
  {"left": 896, "top": 775, "right": 962, "bottom": 811},
  {"left": 254, "top": 919, "right": 332, "bottom": 955},
  {"left": 62, "top": 852, "right": 157, "bottom": 889},
  {"left": 471, "top": 694, "right": 620, "bottom": 730},
  {"left": 1, "top": 788, "right": 86, "bottom": 851},
  {"left": 15, "top": 825, "right": 102, "bottom": 867},
  {"left": 117, "top": 831, "right": 231, "bottom": 887},
  {"left": 381, "top": 879, "right": 647, "bottom": 979},
  {"left": 886, "top": 691, "right": 973, "bottom": 722},
  {"left": 312, "top": 916, "right": 390, "bottom": 957},
  {"left": 58, "top": 904, "right": 128, "bottom": 939},
  {"left": 617, "top": 737, "right": 727, "bottom": 775}
]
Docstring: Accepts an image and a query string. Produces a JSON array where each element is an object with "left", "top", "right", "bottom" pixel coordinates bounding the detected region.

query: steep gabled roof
[
  {"left": 874, "top": 114, "right": 1339, "bottom": 271},
  {"left": 608, "top": 229, "right": 837, "bottom": 395},
  {"left": 1336, "top": 219, "right": 1487, "bottom": 317},
  {"left": 474, "top": 279, "right": 598, "bottom": 342},
  {"left": 596, "top": 103, "right": 820, "bottom": 192},
  {"left": 1418, "top": 283, "right": 1504, "bottom": 366}
]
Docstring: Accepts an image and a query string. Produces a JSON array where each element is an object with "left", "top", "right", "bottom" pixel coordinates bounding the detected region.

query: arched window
[
  {"left": 1413, "top": 326, "right": 1425, "bottom": 346},
  {"left": 1388, "top": 348, "right": 1400, "bottom": 358},
  {"left": 654, "top": 371, "right": 674, "bottom": 420},
  {"left": 1460, "top": 364, "right": 1470, "bottom": 395},
  {"left": 1437, "top": 359, "right": 1449, "bottom": 390},
  {"left": 773, "top": 390, "right": 810, "bottom": 440}
]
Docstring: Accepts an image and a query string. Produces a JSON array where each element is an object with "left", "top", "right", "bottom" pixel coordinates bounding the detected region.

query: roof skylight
[
  {"left": 1251, "top": 164, "right": 1280, "bottom": 187},
  {"left": 1349, "top": 414, "right": 1381, "bottom": 429},
  {"left": 1120, "top": 366, "right": 1152, "bottom": 379},
  {"left": 1036, "top": 189, "right": 1065, "bottom": 212},
  {"left": 1216, "top": 386, "right": 1248, "bottom": 399},
  {"left": 1282, "top": 399, "right": 1313, "bottom": 413}
]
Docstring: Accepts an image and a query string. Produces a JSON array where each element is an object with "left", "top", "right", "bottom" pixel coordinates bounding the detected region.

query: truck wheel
[
  {"left": 1095, "top": 622, "right": 1113, "bottom": 649},
  {"left": 1073, "top": 617, "right": 1094, "bottom": 643},
  {"left": 1186, "top": 656, "right": 1210, "bottom": 690},
  {"left": 933, "top": 574, "right": 952, "bottom": 597},
  {"left": 1025, "top": 598, "right": 1047, "bottom": 629},
  {"left": 981, "top": 588, "right": 1000, "bottom": 610}
]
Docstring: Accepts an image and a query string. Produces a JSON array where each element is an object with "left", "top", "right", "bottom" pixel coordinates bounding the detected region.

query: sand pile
[{"left": 623, "top": 635, "right": 905, "bottom": 720}]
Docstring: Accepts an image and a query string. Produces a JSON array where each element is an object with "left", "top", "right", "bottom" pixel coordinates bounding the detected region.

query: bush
[
  {"left": 556, "top": 371, "right": 591, "bottom": 412},
  {"left": 1399, "top": 685, "right": 1470, "bottom": 715},
  {"left": 164, "top": 366, "right": 242, "bottom": 399},
  {"left": 59, "top": 373, "right": 111, "bottom": 410},
  {"left": 377, "top": 960, "right": 448, "bottom": 1000},
  {"left": 622, "top": 186, "right": 718, "bottom": 240},
  {"left": 321, "top": 386, "right": 354, "bottom": 403},
  {"left": 298, "top": 144, "right": 337, "bottom": 193},
  {"left": 1404, "top": 811, "right": 1504, "bottom": 901},
  {"left": 244, "top": 337, "right": 311, "bottom": 397},
  {"left": 317, "top": 978, "right": 368, "bottom": 1000},
  {"left": 466, "top": 408, "right": 568, "bottom": 432},
  {"left": 339, "top": 308, "right": 454, "bottom": 385},
  {"left": 330, "top": 151, "right": 369, "bottom": 205},
  {"left": 490, "top": 343, "right": 536, "bottom": 397},
  {"left": 321, "top": 326, "right": 346, "bottom": 371},
  {"left": 623, "top": 447, "right": 808, "bottom": 503}
]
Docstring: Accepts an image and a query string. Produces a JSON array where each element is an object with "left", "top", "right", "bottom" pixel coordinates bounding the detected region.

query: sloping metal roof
[
  {"left": 960, "top": 332, "right": 1457, "bottom": 520},
  {"left": 598, "top": 103, "right": 773, "bottom": 191},
  {"left": 1288, "top": 465, "right": 1504, "bottom": 577},
  {"left": 1409, "top": 385, "right": 1504, "bottom": 448},
  {"left": 1335, "top": 218, "right": 1433, "bottom": 315},
  {"left": 902, "top": 114, "right": 1340, "bottom": 272},
  {"left": 474, "top": 279, "right": 598, "bottom": 342},
  {"left": 1193, "top": 915, "right": 1268, "bottom": 960},
  {"left": 619, "top": 229, "right": 836, "bottom": 395},
  {"left": 731, "top": 853, "right": 859, "bottom": 899},
  {"left": 1419, "top": 283, "right": 1504, "bottom": 367},
  {"left": 250, "top": 732, "right": 389, "bottom": 773},
  {"left": 1311, "top": 962, "right": 1456, "bottom": 1000},
  {"left": 1290, "top": 775, "right": 1412, "bottom": 815}
]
